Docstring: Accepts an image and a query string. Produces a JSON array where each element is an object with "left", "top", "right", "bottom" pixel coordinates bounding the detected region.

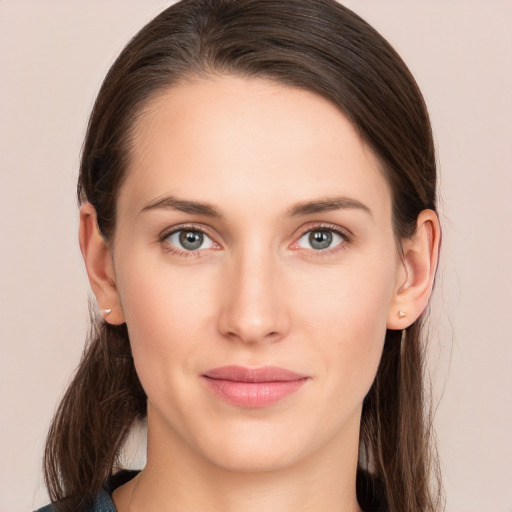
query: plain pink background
[{"left": 1, "top": 1, "right": 511, "bottom": 510}]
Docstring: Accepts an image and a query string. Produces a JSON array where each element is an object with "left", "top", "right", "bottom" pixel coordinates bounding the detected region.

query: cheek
[
  {"left": 298, "top": 255, "right": 397, "bottom": 396},
  {"left": 114, "top": 252, "right": 218, "bottom": 395},
  {"left": 298, "top": 253, "right": 396, "bottom": 337}
]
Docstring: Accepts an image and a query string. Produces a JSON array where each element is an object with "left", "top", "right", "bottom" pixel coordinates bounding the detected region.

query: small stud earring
[
  {"left": 100, "top": 308, "right": 112, "bottom": 316},
  {"left": 398, "top": 310, "right": 406, "bottom": 319}
]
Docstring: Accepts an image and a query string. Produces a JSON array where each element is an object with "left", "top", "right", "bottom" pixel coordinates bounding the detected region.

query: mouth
[{"left": 202, "top": 365, "right": 310, "bottom": 408}]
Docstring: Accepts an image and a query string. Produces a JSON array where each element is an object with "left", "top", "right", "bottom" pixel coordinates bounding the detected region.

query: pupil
[
  {"left": 179, "top": 231, "right": 203, "bottom": 250},
  {"left": 309, "top": 230, "right": 332, "bottom": 250}
]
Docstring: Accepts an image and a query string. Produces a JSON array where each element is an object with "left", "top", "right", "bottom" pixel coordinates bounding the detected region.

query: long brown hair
[{"left": 44, "top": 1, "right": 442, "bottom": 510}]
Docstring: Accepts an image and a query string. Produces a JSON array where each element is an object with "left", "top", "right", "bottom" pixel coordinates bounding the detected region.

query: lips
[{"left": 202, "top": 365, "right": 309, "bottom": 408}]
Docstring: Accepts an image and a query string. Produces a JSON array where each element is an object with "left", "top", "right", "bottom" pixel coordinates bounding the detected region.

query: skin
[{"left": 80, "top": 75, "right": 440, "bottom": 512}]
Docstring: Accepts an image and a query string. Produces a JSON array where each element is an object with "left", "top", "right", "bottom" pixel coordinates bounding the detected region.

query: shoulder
[
  {"left": 33, "top": 489, "right": 114, "bottom": 512},
  {"left": 34, "top": 505, "right": 55, "bottom": 512},
  {"left": 34, "top": 470, "right": 139, "bottom": 512}
]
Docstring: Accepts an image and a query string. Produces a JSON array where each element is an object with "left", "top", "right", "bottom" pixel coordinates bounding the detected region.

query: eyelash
[
  {"left": 294, "top": 223, "right": 352, "bottom": 258},
  {"left": 159, "top": 224, "right": 217, "bottom": 258},
  {"left": 159, "top": 223, "right": 352, "bottom": 258}
]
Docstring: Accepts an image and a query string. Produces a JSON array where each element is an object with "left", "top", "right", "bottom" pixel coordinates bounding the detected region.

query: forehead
[{"left": 119, "top": 75, "right": 392, "bottom": 221}]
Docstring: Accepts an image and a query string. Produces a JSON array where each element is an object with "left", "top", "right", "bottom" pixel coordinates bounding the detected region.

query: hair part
[{"left": 46, "top": 1, "right": 442, "bottom": 510}]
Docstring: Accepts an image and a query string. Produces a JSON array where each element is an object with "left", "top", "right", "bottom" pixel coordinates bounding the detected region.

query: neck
[{"left": 117, "top": 408, "right": 364, "bottom": 512}]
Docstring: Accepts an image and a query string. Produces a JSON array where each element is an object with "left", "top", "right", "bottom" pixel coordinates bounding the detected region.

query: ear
[
  {"left": 78, "top": 202, "right": 125, "bottom": 325},
  {"left": 387, "top": 209, "right": 441, "bottom": 330}
]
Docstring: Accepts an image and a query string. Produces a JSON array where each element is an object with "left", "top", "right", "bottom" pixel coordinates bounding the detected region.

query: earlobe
[
  {"left": 79, "top": 203, "right": 125, "bottom": 325},
  {"left": 387, "top": 209, "right": 441, "bottom": 330}
]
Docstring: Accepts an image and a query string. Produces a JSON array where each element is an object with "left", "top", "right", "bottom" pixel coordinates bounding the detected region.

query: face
[{"left": 111, "top": 75, "right": 402, "bottom": 472}]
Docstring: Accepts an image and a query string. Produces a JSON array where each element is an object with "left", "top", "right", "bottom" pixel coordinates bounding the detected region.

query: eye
[
  {"left": 165, "top": 229, "right": 215, "bottom": 251},
  {"left": 297, "top": 229, "right": 344, "bottom": 251}
]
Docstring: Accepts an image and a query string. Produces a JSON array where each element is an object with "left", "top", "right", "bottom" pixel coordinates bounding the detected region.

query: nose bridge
[{"left": 218, "top": 239, "right": 289, "bottom": 344}]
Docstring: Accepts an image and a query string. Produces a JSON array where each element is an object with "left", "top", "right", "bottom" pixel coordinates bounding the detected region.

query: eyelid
[
  {"left": 295, "top": 222, "right": 353, "bottom": 241},
  {"left": 159, "top": 222, "right": 217, "bottom": 238},
  {"left": 290, "top": 222, "right": 353, "bottom": 253},
  {"left": 159, "top": 223, "right": 221, "bottom": 255}
]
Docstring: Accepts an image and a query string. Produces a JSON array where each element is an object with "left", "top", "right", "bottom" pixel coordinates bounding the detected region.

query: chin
[
  {"left": 189, "top": 415, "right": 324, "bottom": 474},
  {"left": 205, "top": 439, "right": 304, "bottom": 474}
]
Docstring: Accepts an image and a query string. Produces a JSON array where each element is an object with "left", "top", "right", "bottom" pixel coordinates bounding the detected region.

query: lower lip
[{"left": 202, "top": 377, "right": 308, "bottom": 408}]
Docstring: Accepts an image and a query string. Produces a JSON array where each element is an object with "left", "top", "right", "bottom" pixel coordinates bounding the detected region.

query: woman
[{"left": 39, "top": 0, "right": 442, "bottom": 511}]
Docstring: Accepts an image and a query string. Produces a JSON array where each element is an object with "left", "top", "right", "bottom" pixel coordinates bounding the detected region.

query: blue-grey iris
[
  {"left": 179, "top": 231, "right": 203, "bottom": 250},
  {"left": 309, "top": 230, "right": 332, "bottom": 250}
]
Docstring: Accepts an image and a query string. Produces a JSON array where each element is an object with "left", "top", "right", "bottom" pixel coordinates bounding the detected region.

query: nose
[{"left": 217, "top": 249, "right": 290, "bottom": 345}]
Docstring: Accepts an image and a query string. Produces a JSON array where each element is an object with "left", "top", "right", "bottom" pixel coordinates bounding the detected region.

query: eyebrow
[
  {"left": 140, "top": 196, "right": 223, "bottom": 218},
  {"left": 140, "top": 195, "right": 372, "bottom": 219},
  {"left": 285, "top": 196, "right": 373, "bottom": 218}
]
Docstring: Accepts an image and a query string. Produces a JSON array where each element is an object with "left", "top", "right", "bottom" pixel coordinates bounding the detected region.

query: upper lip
[{"left": 203, "top": 365, "right": 308, "bottom": 383}]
